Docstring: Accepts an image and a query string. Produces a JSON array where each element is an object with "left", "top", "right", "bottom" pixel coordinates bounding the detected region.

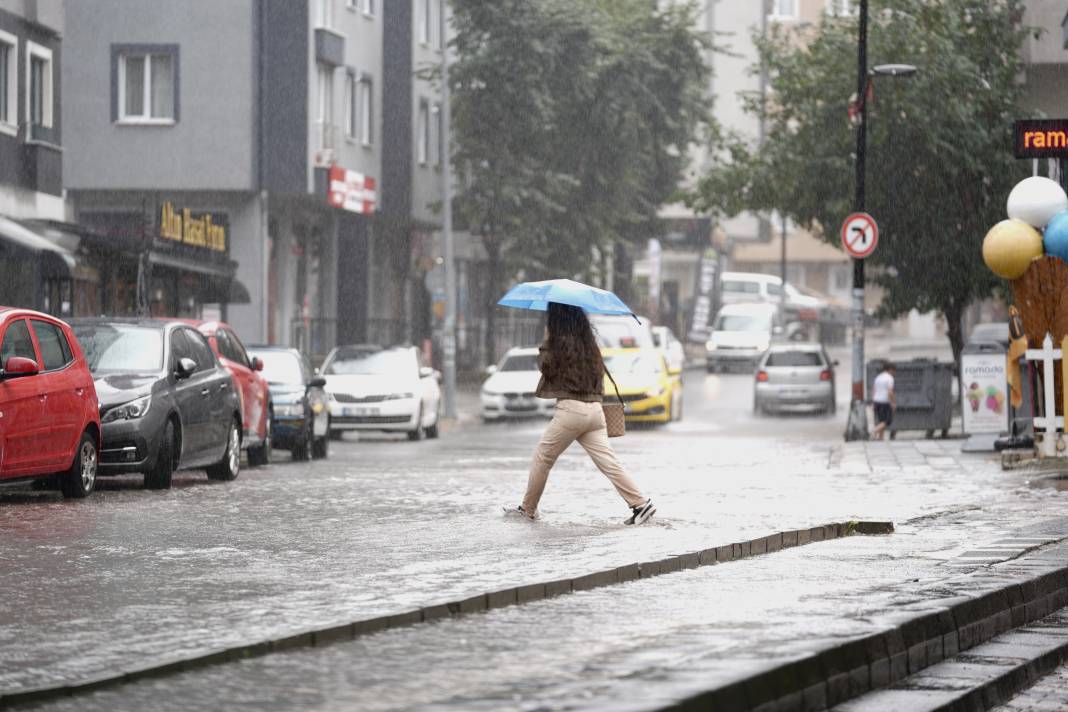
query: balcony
[
  {"left": 315, "top": 28, "right": 345, "bottom": 66},
  {"left": 22, "top": 123, "right": 62, "bottom": 196}
]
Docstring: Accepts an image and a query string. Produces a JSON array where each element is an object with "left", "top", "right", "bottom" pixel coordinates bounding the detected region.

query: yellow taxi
[{"left": 601, "top": 348, "right": 681, "bottom": 424}]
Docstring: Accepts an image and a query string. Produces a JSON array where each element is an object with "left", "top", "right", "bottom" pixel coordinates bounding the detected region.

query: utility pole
[
  {"left": 844, "top": 0, "right": 870, "bottom": 441},
  {"left": 779, "top": 212, "right": 787, "bottom": 325},
  {"left": 440, "top": 4, "right": 457, "bottom": 419}
]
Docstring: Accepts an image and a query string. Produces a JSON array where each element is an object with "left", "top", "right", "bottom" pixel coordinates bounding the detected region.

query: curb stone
[
  {"left": 0, "top": 520, "right": 893, "bottom": 709},
  {"left": 660, "top": 540, "right": 1068, "bottom": 712}
]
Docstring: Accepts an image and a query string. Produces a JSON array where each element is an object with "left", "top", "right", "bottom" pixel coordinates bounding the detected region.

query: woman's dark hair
[{"left": 543, "top": 303, "right": 603, "bottom": 392}]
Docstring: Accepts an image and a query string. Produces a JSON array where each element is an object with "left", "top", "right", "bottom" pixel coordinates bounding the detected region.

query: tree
[
  {"left": 449, "top": 0, "right": 710, "bottom": 359},
  {"left": 690, "top": 0, "right": 1034, "bottom": 369}
]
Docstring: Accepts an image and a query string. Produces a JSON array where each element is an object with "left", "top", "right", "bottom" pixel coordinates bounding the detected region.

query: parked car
[
  {"left": 247, "top": 346, "right": 330, "bottom": 460},
  {"left": 589, "top": 314, "right": 656, "bottom": 350},
  {"left": 753, "top": 343, "right": 837, "bottom": 415},
  {"left": 720, "top": 271, "right": 824, "bottom": 314},
  {"left": 481, "top": 347, "right": 554, "bottom": 421},
  {"left": 190, "top": 321, "right": 272, "bottom": 466},
  {"left": 0, "top": 309, "right": 101, "bottom": 498},
  {"left": 706, "top": 303, "right": 776, "bottom": 372},
  {"left": 70, "top": 318, "right": 244, "bottom": 488},
  {"left": 321, "top": 344, "right": 442, "bottom": 440},
  {"left": 601, "top": 347, "right": 681, "bottom": 424},
  {"left": 651, "top": 325, "right": 685, "bottom": 376}
]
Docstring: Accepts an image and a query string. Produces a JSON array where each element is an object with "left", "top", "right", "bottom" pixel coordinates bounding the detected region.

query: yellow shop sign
[{"left": 159, "top": 201, "right": 227, "bottom": 253}]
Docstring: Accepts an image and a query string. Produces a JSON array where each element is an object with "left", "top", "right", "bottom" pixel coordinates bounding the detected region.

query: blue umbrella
[{"left": 497, "top": 278, "right": 635, "bottom": 317}]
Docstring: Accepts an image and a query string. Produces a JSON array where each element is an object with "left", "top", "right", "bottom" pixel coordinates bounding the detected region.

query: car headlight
[
  {"left": 384, "top": 392, "right": 415, "bottom": 400},
  {"left": 482, "top": 388, "right": 499, "bottom": 397},
  {"left": 102, "top": 395, "right": 151, "bottom": 423},
  {"left": 705, "top": 341, "right": 717, "bottom": 352},
  {"left": 274, "top": 403, "right": 304, "bottom": 417}
]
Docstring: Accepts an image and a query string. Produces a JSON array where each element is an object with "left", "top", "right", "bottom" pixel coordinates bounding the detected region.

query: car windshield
[
  {"left": 603, "top": 352, "right": 661, "bottom": 379},
  {"left": 501, "top": 354, "right": 539, "bottom": 372},
  {"left": 253, "top": 351, "right": 304, "bottom": 385},
  {"left": 324, "top": 347, "right": 415, "bottom": 376},
  {"left": 73, "top": 325, "right": 163, "bottom": 374},
  {"left": 766, "top": 351, "right": 823, "bottom": 367},
  {"left": 590, "top": 317, "right": 653, "bottom": 349},
  {"left": 715, "top": 313, "right": 772, "bottom": 332}
]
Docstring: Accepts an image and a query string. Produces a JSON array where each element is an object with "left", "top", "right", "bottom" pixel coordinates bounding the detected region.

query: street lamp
[{"left": 843, "top": 0, "right": 918, "bottom": 442}]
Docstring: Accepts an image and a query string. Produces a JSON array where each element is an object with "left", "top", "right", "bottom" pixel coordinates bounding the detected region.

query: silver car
[{"left": 753, "top": 344, "right": 837, "bottom": 415}]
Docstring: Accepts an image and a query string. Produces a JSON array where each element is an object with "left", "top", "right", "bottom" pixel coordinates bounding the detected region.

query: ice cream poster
[{"left": 961, "top": 352, "right": 1009, "bottom": 434}]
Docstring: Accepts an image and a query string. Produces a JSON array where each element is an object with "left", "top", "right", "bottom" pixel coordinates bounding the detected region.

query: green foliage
[
  {"left": 449, "top": 0, "right": 711, "bottom": 280},
  {"left": 690, "top": 0, "right": 1035, "bottom": 359}
]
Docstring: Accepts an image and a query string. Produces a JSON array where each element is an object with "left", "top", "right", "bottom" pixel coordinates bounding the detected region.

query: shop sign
[
  {"left": 160, "top": 202, "right": 227, "bottom": 253},
  {"left": 327, "top": 165, "right": 377, "bottom": 214},
  {"left": 960, "top": 350, "right": 1008, "bottom": 435},
  {"left": 1013, "top": 119, "right": 1068, "bottom": 159}
]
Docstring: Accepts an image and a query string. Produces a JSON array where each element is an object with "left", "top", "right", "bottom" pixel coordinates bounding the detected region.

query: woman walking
[{"left": 507, "top": 303, "right": 656, "bottom": 525}]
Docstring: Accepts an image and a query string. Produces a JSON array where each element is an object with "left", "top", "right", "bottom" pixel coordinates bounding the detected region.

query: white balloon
[{"left": 1007, "top": 176, "right": 1068, "bottom": 228}]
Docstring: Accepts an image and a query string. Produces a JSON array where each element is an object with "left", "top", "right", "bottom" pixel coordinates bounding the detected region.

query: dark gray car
[{"left": 70, "top": 319, "right": 244, "bottom": 489}]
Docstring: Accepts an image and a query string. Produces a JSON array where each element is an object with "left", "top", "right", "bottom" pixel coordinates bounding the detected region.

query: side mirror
[
  {"left": 2, "top": 356, "right": 38, "bottom": 379},
  {"left": 484, "top": 364, "right": 498, "bottom": 377},
  {"left": 308, "top": 375, "right": 327, "bottom": 389},
  {"left": 419, "top": 366, "right": 435, "bottom": 379},
  {"left": 252, "top": 357, "right": 264, "bottom": 372},
  {"left": 175, "top": 357, "right": 197, "bottom": 380}
]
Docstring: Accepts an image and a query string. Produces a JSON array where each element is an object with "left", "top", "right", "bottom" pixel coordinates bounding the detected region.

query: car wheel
[
  {"left": 207, "top": 419, "right": 241, "bottom": 481},
  {"left": 407, "top": 406, "right": 425, "bottom": 441},
  {"left": 60, "top": 430, "right": 98, "bottom": 499},
  {"left": 248, "top": 414, "right": 272, "bottom": 467},
  {"left": 145, "top": 420, "right": 175, "bottom": 490}
]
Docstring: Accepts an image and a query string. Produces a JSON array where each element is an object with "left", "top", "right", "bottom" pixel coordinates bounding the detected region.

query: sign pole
[
  {"left": 845, "top": 0, "right": 870, "bottom": 441},
  {"left": 441, "top": 8, "right": 457, "bottom": 420}
]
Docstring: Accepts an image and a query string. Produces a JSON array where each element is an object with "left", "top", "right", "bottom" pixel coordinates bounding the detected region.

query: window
[
  {"left": 0, "top": 31, "right": 15, "bottom": 133},
  {"left": 827, "top": 0, "right": 857, "bottom": 16},
  {"left": 766, "top": 351, "right": 824, "bottom": 368},
  {"left": 770, "top": 0, "right": 797, "bottom": 18},
  {"left": 358, "top": 75, "right": 373, "bottom": 146},
  {"left": 362, "top": 0, "right": 374, "bottom": 17},
  {"left": 417, "top": 99, "right": 429, "bottom": 165},
  {"left": 30, "top": 320, "right": 73, "bottom": 371},
  {"left": 0, "top": 320, "right": 36, "bottom": 364},
  {"left": 430, "top": 103, "right": 441, "bottom": 166},
  {"left": 26, "top": 41, "right": 52, "bottom": 128},
  {"left": 223, "top": 329, "right": 251, "bottom": 369},
  {"left": 345, "top": 71, "right": 357, "bottom": 139},
  {"left": 418, "top": 0, "right": 431, "bottom": 45},
  {"left": 178, "top": 328, "right": 215, "bottom": 372},
  {"left": 317, "top": 63, "right": 334, "bottom": 148},
  {"left": 115, "top": 47, "right": 177, "bottom": 123},
  {"left": 315, "top": 0, "right": 333, "bottom": 28}
]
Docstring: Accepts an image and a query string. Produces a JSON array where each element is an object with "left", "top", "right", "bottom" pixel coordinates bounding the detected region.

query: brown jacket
[{"left": 535, "top": 342, "right": 604, "bottom": 403}]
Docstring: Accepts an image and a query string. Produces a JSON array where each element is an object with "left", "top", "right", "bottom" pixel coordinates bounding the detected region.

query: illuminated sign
[
  {"left": 160, "top": 202, "right": 227, "bottom": 252},
  {"left": 1013, "top": 119, "right": 1068, "bottom": 159}
]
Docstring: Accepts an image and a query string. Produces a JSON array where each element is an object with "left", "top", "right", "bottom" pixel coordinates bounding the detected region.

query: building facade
[{"left": 62, "top": 0, "right": 386, "bottom": 359}]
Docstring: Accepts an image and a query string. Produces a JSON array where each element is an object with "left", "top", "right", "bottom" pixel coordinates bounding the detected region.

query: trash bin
[{"left": 866, "top": 357, "right": 955, "bottom": 438}]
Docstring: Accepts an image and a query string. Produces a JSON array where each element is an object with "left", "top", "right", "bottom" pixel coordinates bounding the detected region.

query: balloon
[
  {"left": 982, "top": 219, "right": 1044, "bottom": 279},
  {"left": 1043, "top": 211, "right": 1068, "bottom": 262},
  {"left": 1007, "top": 176, "right": 1068, "bottom": 228}
]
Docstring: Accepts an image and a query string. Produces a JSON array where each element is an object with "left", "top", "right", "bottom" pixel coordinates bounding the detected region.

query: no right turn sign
[{"left": 840, "top": 212, "right": 879, "bottom": 259}]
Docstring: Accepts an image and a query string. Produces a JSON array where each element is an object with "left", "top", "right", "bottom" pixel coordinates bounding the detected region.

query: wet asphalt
[{"left": 5, "top": 364, "right": 1068, "bottom": 710}]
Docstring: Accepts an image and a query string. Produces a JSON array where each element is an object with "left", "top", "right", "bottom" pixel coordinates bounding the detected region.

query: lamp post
[
  {"left": 440, "top": 6, "right": 457, "bottom": 419},
  {"left": 843, "top": 0, "right": 917, "bottom": 441}
]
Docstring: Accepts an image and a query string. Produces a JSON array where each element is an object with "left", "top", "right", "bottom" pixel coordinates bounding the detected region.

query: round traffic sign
[{"left": 840, "top": 212, "right": 879, "bottom": 259}]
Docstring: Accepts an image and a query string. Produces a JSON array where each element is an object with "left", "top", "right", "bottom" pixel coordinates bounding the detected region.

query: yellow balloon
[{"left": 982, "top": 219, "right": 1044, "bottom": 279}]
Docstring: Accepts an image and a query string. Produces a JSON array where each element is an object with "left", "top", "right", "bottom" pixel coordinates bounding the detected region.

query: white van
[
  {"left": 720, "top": 272, "right": 822, "bottom": 310},
  {"left": 706, "top": 302, "right": 776, "bottom": 373}
]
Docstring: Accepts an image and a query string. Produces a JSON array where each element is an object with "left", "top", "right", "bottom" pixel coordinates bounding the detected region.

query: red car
[
  {"left": 0, "top": 308, "right": 101, "bottom": 497},
  {"left": 190, "top": 321, "right": 272, "bottom": 466}
]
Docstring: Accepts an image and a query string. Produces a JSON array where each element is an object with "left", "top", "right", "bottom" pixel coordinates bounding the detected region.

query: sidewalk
[{"left": 0, "top": 429, "right": 1061, "bottom": 700}]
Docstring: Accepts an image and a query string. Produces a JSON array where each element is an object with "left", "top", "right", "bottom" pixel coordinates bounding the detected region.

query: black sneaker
[{"left": 625, "top": 499, "right": 656, "bottom": 525}]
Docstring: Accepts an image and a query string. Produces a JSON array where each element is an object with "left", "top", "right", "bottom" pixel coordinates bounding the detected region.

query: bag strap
[{"left": 602, "top": 361, "right": 624, "bottom": 407}]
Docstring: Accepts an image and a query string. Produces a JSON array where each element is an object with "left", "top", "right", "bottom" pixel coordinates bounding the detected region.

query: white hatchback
[
  {"left": 481, "top": 347, "right": 554, "bottom": 421},
  {"left": 322, "top": 345, "right": 442, "bottom": 440}
]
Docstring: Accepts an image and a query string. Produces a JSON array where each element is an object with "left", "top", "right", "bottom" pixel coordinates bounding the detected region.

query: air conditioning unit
[{"left": 314, "top": 148, "right": 335, "bottom": 168}]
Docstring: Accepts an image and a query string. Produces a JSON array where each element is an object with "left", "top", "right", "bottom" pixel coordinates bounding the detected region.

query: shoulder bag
[{"left": 602, "top": 367, "right": 626, "bottom": 438}]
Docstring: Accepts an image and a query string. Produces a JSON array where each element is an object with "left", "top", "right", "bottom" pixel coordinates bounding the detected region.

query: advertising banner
[{"left": 961, "top": 350, "right": 1009, "bottom": 434}]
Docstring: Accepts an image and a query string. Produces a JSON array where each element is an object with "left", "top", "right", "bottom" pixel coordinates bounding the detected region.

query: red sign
[
  {"left": 327, "top": 165, "right": 377, "bottom": 214},
  {"left": 840, "top": 212, "right": 878, "bottom": 259}
]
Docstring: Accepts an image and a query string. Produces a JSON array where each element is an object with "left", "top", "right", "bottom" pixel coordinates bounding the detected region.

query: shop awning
[
  {"left": 149, "top": 250, "right": 251, "bottom": 304},
  {"left": 0, "top": 215, "right": 77, "bottom": 278}
]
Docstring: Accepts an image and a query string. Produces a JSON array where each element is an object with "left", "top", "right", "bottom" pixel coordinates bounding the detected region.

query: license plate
[{"left": 344, "top": 407, "right": 380, "bottom": 416}]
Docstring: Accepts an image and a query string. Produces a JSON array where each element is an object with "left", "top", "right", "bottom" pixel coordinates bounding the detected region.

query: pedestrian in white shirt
[{"left": 871, "top": 362, "right": 896, "bottom": 440}]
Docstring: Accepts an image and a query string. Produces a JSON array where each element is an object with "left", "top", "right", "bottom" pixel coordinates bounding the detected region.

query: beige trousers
[{"left": 522, "top": 399, "right": 646, "bottom": 514}]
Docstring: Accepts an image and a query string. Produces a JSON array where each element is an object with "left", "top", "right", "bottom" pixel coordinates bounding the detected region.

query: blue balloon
[{"left": 1043, "top": 211, "right": 1068, "bottom": 262}]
